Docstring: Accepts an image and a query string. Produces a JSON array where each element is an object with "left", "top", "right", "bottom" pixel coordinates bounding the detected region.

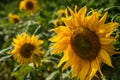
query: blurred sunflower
[
  {"left": 10, "top": 32, "right": 43, "bottom": 66},
  {"left": 19, "top": 0, "right": 38, "bottom": 14},
  {"left": 53, "top": 9, "right": 68, "bottom": 27},
  {"left": 8, "top": 13, "right": 20, "bottom": 24},
  {"left": 49, "top": 6, "right": 119, "bottom": 80}
]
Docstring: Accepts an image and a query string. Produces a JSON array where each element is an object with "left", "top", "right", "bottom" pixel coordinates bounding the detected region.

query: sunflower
[
  {"left": 19, "top": 0, "right": 38, "bottom": 14},
  {"left": 49, "top": 6, "right": 119, "bottom": 80},
  {"left": 8, "top": 13, "right": 20, "bottom": 24},
  {"left": 10, "top": 32, "right": 43, "bottom": 66},
  {"left": 53, "top": 9, "right": 69, "bottom": 27}
]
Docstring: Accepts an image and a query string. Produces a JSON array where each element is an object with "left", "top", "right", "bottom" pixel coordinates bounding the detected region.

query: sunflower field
[{"left": 0, "top": 0, "right": 120, "bottom": 80}]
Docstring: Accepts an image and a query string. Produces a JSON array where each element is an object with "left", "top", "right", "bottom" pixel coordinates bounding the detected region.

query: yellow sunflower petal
[
  {"left": 67, "top": 6, "right": 75, "bottom": 19},
  {"left": 19, "top": 1, "right": 25, "bottom": 10},
  {"left": 52, "top": 26, "right": 71, "bottom": 34},
  {"left": 79, "top": 61, "right": 90, "bottom": 80},
  {"left": 100, "top": 38, "right": 113, "bottom": 45},
  {"left": 78, "top": 6, "right": 87, "bottom": 24},
  {"left": 99, "top": 49, "right": 113, "bottom": 67},
  {"left": 62, "top": 47, "right": 77, "bottom": 71},
  {"left": 63, "top": 19, "right": 76, "bottom": 29},
  {"left": 96, "top": 57, "right": 104, "bottom": 77},
  {"left": 86, "top": 11, "right": 99, "bottom": 30},
  {"left": 49, "top": 34, "right": 63, "bottom": 42},
  {"left": 104, "top": 22, "right": 118, "bottom": 33},
  {"left": 51, "top": 37, "right": 70, "bottom": 54},
  {"left": 98, "top": 12, "right": 108, "bottom": 24},
  {"left": 57, "top": 45, "right": 70, "bottom": 67},
  {"left": 50, "top": 26, "right": 71, "bottom": 42},
  {"left": 62, "top": 58, "right": 72, "bottom": 71},
  {"left": 102, "top": 43, "right": 120, "bottom": 55},
  {"left": 67, "top": 6, "right": 79, "bottom": 27},
  {"left": 87, "top": 59, "right": 98, "bottom": 80},
  {"left": 97, "top": 22, "right": 118, "bottom": 35},
  {"left": 72, "top": 59, "right": 81, "bottom": 78},
  {"left": 64, "top": 9, "right": 69, "bottom": 19}
]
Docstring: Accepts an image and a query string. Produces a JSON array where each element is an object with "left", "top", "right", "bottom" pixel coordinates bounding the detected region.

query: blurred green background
[{"left": 0, "top": 0, "right": 120, "bottom": 80}]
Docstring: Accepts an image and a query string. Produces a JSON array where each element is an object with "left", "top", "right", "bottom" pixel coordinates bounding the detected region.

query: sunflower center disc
[
  {"left": 70, "top": 27, "right": 101, "bottom": 60},
  {"left": 13, "top": 18, "right": 19, "bottom": 23},
  {"left": 20, "top": 43, "right": 35, "bottom": 58},
  {"left": 26, "top": 1, "right": 34, "bottom": 10}
]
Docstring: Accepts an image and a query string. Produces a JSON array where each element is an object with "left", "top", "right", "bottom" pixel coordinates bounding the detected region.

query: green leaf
[
  {"left": 0, "top": 46, "right": 12, "bottom": 54},
  {"left": 46, "top": 70, "right": 59, "bottom": 80},
  {"left": 11, "top": 64, "right": 33, "bottom": 80},
  {"left": 0, "top": 54, "right": 12, "bottom": 62}
]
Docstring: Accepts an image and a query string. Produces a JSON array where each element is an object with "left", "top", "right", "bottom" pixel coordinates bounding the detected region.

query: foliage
[{"left": 0, "top": 0, "right": 120, "bottom": 80}]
